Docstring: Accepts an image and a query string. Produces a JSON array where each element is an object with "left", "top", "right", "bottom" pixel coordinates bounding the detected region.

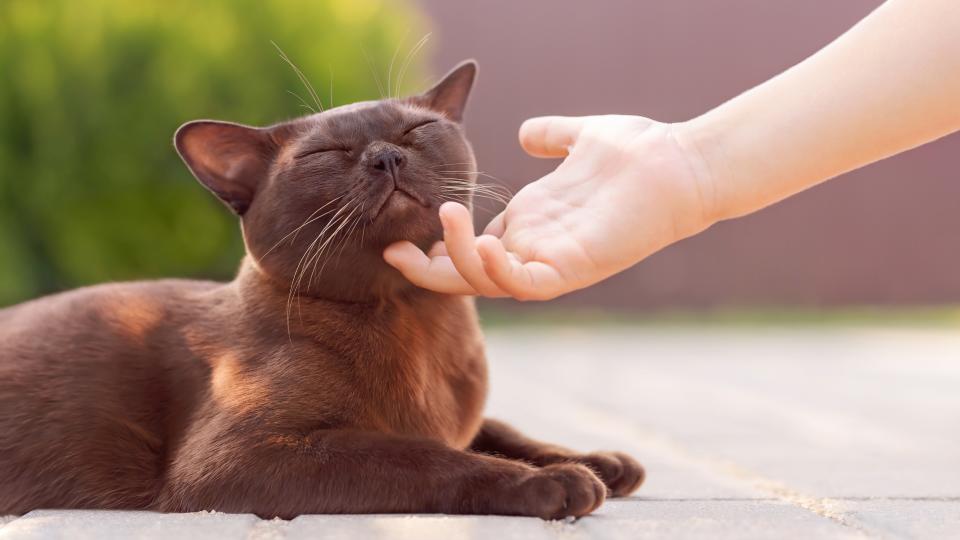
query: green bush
[{"left": 0, "top": 0, "right": 428, "bottom": 306}]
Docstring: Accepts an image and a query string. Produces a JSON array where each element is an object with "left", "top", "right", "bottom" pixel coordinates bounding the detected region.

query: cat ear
[
  {"left": 417, "top": 60, "right": 477, "bottom": 122},
  {"left": 174, "top": 120, "right": 280, "bottom": 215}
]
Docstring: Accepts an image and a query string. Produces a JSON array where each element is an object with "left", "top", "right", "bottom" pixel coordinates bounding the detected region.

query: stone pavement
[{"left": 2, "top": 326, "right": 958, "bottom": 539}]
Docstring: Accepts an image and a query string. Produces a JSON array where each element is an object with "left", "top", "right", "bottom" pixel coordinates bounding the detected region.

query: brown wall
[{"left": 418, "top": 0, "right": 960, "bottom": 309}]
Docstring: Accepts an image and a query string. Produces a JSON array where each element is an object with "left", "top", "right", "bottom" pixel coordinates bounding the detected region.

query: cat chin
[
  {"left": 380, "top": 189, "right": 422, "bottom": 216},
  {"left": 367, "top": 213, "right": 442, "bottom": 253},
  {"left": 367, "top": 185, "right": 431, "bottom": 223}
]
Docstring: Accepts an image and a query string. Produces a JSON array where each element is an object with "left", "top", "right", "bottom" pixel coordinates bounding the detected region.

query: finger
[
  {"left": 519, "top": 116, "right": 587, "bottom": 158},
  {"left": 440, "top": 202, "right": 506, "bottom": 297},
  {"left": 483, "top": 211, "right": 506, "bottom": 237},
  {"left": 476, "top": 235, "right": 566, "bottom": 301},
  {"left": 427, "top": 240, "right": 448, "bottom": 257},
  {"left": 383, "top": 241, "right": 478, "bottom": 295}
]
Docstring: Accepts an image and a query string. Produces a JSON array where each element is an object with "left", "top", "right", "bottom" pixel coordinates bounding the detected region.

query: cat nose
[{"left": 367, "top": 145, "right": 406, "bottom": 180}]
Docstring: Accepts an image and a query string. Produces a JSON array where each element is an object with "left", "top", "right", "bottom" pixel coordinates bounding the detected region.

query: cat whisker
[
  {"left": 286, "top": 229, "right": 327, "bottom": 338},
  {"left": 359, "top": 209, "right": 367, "bottom": 251},
  {"left": 438, "top": 183, "right": 509, "bottom": 193},
  {"left": 310, "top": 205, "right": 363, "bottom": 286},
  {"left": 432, "top": 164, "right": 488, "bottom": 169},
  {"left": 328, "top": 67, "right": 335, "bottom": 108},
  {"left": 259, "top": 194, "right": 345, "bottom": 262},
  {"left": 435, "top": 179, "right": 514, "bottom": 200},
  {"left": 396, "top": 33, "right": 431, "bottom": 98},
  {"left": 303, "top": 197, "right": 361, "bottom": 288},
  {"left": 441, "top": 186, "right": 510, "bottom": 204},
  {"left": 436, "top": 187, "right": 511, "bottom": 206},
  {"left": 437, "top": 180, "right": 511, "bottom": 191},
  {"left": 436, "top": 177, "right": 509, "bottom": 187},
  {"left": 431, "top": 169, "right": 511, "bottom": 189},
  {"left": 337, "top": 204, "right": 365, "bottom": 258},
  {"left": 434, "top": 195, "right": 503, "bottom": 217},
  {"left": 286, "top": 196, "right": 359, "bottom": 336},
  {"left": 290, "top": 196, "right": 348, "bottom": 245},
  {"left": 287, "top": 91, "right": 316, "bottom": 114},
  {"left": 316, "top": 202, "right": 366, "bottom": 287},
  {"left": 435, "top": 170, "right": 496, "bottom": 177},
  {"left": 436, "top": 181, "right": 509, "bottom": 191},
  {"left": 360, "top": 46, "right": 387, "bottom": 99},
  {"left": 272, "top": 41, "right": 324, "bottom": 112},
  {"left": 434, "top": 170, "right": 507, "bottom": 182},
  {"left": 440, "top": 180, "right": 506, "bottom": 187},
  {"left": 288, "top": 221, "right": 333, "bottom": 296},
  {"left": 439, "top": 193, "right": 511, "bottom": 207},
  {"left": 387, "top": 30, "right": 410, "bottom": 100},
  {"left": 308, "top": 202, "right": 362, "bottom": 289},
  {"left": 296, "top": 200, "right": 356, "bottom": 288},
  {"left": 438, "top": 195, "right": 507, "bottom": 206}
]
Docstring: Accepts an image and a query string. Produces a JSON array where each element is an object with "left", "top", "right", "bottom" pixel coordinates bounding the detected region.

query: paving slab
[
  {"left": 0, "top": 326, "right": 957, "bottom": 539},
  {"left": 0, "top": 510, "right": 258, "bottom": 540},
  {"left": 485, "top": 328, "right": 960, "bottom": 498},
  {"left": 843, "top": 499, "right": 960, "bottom": 538},
  {"left": 0, "top": 505, "right": 864, "bottom": 540}
]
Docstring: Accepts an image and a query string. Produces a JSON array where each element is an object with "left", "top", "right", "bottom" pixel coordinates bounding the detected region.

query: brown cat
[{"left": 0, "top": 60, "right": 643, "bottom": 519}]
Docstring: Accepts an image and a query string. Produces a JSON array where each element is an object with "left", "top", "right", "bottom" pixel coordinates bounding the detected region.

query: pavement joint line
[{"left": 547, "top": 391, "right": 880, "bottom": 538}]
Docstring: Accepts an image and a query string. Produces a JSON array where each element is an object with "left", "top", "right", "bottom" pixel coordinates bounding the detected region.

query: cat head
[{"left": 175, "top": 61, "right": 477, "bottom": 301}]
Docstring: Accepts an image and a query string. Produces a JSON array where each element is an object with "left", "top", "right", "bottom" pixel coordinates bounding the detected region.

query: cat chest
[
  {"left": 209, "top": 343, "right": 488, "bottom": 449},
  {"left": 352, "top": 347, "right": 488, "bottom": 449}
]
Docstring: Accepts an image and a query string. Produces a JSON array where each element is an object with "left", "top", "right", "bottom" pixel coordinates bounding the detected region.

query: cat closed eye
[
  {"left": 294, "top": 147, "right": 351, "bottom": 159},
  {"left": 402, "top": 119, "right": 438, "bottom": 136}
]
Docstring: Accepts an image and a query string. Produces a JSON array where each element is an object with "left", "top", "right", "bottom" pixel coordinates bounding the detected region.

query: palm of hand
[{"left": 384, "top": 115, "right": 714, "bottom": 299}]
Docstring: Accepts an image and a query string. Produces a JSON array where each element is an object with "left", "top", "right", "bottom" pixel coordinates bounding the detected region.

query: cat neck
[{"left": 229, "top": 256, "right": 455, "bottom": 335}]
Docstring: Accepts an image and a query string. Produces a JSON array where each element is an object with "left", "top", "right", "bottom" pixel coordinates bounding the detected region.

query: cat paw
[
  {"left": 517, "top": 463, "right": 606, "bottom": 519},
  {"left": 570, "top": 452, "right": 645, "bottom": 497}
]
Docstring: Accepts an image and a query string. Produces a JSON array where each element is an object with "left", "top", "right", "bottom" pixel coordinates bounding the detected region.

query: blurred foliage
[{"left": 0, "top": 0, "right": 429, "bottom": 306}]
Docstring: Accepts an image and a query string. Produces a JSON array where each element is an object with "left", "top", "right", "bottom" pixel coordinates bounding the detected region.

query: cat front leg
[
  {"left": 470, "top": 418, "right": 645, "bottom": 497},
  {"left": 155, "top": 425, "right": 606, "bottom": 519}
]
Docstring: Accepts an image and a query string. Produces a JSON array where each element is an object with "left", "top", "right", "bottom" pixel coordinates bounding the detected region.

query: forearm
[{"left": 681, "top": 0, "right": 960, "bottom": 221}]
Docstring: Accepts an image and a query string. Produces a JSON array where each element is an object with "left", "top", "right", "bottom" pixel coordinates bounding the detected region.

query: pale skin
[{"left": 384, "top": 0, "right": 960, "bottom": 300}]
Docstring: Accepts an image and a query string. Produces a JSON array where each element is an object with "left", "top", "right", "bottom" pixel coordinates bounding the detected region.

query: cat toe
[{"left": 577, "top": 451, "right": 645, "bottom": 497}]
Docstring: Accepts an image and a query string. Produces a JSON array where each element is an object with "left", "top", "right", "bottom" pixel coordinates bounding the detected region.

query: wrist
[{"left": 668, "top": 119, "right": 730, "bottom": 226}]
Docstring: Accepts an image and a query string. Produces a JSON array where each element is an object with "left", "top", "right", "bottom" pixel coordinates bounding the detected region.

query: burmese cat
[{"left": 0, "top": 61, "right": 643, "bottom": 519}]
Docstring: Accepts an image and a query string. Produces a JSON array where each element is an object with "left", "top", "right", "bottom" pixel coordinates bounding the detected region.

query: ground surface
[{"left": 2, "top": 326, "right": 958, "bottom": 539}]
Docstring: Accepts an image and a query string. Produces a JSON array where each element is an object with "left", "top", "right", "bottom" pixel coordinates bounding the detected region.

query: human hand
[{"left": 384, "top": 115, "right": 718, "bottom": 300}]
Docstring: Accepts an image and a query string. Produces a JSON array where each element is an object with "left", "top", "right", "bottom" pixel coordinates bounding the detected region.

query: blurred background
[{"left": 1, "top": 0, "right": 958, "bottom": 320}]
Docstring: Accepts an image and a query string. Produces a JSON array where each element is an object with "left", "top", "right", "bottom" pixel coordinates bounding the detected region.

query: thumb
[{"left": 519, "top": 116, "right": 587, "bottom": 158}]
